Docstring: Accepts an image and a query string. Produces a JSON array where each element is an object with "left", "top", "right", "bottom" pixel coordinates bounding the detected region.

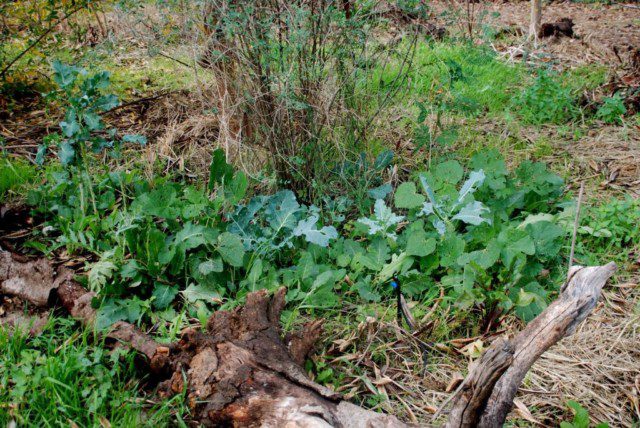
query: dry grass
[{"left": 319, "top": 277, "right": 639, "bottom": 426}]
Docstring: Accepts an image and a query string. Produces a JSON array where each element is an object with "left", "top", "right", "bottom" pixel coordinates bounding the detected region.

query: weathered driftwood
[
  {"left": 0, "top": 251, "right": 616, "bottom": 427},
  {"left": 446, "top": 262, "right": 617, "bottom": 428}
]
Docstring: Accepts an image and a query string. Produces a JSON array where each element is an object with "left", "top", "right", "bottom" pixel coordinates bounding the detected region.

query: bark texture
[{"left": 446, "top": 263, "right": 617, "bottom": 428}]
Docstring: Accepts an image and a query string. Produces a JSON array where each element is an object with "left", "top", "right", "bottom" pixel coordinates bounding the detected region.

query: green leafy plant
[
  {"left": 514, "top": 68, "right": 580, "bottom": 125},
  {"left": 578, "top": 197, "right": 640, "bottom": 264},
  {"left": 560, "top": 400, "right": 609, "bottom": 428},
  {"left": 40, "top": 61, "right": 146, "bottom": 167},
  {"left": 28, "top": 145, "right": 568, "bottom": 332},
  {"left": 358, "top": 150, "right": 567, "bottom": 326},
  {"left": 596, "top": 93, "right": 627, "bottom": 124},
  {"left": 0, "top": 318, "right": 186, "bottom": 426}
]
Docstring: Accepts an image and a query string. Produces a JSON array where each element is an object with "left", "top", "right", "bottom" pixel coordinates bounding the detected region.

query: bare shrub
[{"left": 199, "top": 0, "right": 416, "bottom": 199}]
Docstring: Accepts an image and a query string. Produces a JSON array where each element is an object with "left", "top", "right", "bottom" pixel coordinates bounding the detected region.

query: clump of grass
[
  {"left": 0, "top": 157, "right": 38, "bottom": 200},
  {"left": 373, "top": 41, "right": 526, "bottom": 115},
  {"left": 0, "top": 317, "right": 187, "bottom": 426}
]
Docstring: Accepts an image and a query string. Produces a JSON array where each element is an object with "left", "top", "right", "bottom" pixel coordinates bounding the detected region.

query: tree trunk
[
  {"left": 529, "top": 0, "right": 542, "bottom": 41},
  {"left": 0, "top": 251, "right": 616, "bottom": 427},
  {"left": 529, "top": 0, "right": 542, "bottom": 40}
]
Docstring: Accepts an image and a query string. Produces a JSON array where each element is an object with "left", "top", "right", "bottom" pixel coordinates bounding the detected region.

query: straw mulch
[{"left": 321, "top": 277, "right": 639, "bottom": 426}]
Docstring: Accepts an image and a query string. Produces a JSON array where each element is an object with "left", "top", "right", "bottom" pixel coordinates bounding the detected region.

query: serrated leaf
[
  {"left": 94, "top": 94, "right": 120, "bottom": 111},
  {"left": 293, "top": 215, "right": 338, "bottom": 247},
  {"left": 394, "top": 182, "right": 425, "bottom": 209},
  {"left": 83, "top": 112, "right": 103, "bottom": 131},
  {"left": 265, "top": 190, "right": 302, "bottom": 233},
  {"left": 52, "top": 60, "right": 82, "bottom": 89},
  {"left": 417, "top": 202, "right": 434, "bottom": 217},
  {"left": 432, "top": 218, "right": 446, "bottom": 236},
  {"left": 458, "top": 170, "right": 485, "bottom": 202},
  {"left": 95, "top": 299, "right": 128, "bottom": 330},
  {"left": 87, "top": 259, "right": 116, "bottom": 292},
  {"left": 377, "top": 252, "right": 413, "bottom": 282},
  {"left": 357, "top": 199, "right": 404, "bottom": 240}
]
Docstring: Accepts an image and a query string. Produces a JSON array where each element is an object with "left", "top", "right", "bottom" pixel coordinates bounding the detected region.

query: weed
[
  {"left": 0, "top": 317, "right": 187, "bottom": 426},
  {"left": 596, "top": 94, "right": 627, "bottom": 124},
  {"left": 560, "top": 400, "right": 609, "bottom": 428},
  {"left": 513, "top": 68, "right": 580, "bottom": 125},
  {"left": 199, "top": 0, "right": 415, "bottom": 199},
  {"left": 40, "top": 61, "right": 146, "bottom": 168},
  {"left": 0, "top": 157, "right": 38, "bottom": 200},
  {"left": 577, "top": 197, "right": 640, "bottom": 265}
]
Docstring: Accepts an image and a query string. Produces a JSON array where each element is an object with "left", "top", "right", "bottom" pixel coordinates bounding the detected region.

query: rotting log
[
  {"left": 0, "top": 251, "right": 404, "bottom": 427},
  {"left": 0, "top": 251, "right": 616, "bottom": 427}
]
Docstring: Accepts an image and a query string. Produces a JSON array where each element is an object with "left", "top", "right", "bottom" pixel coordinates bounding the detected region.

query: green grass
[
  {"left": 0, "top": 317, "right": 188, "bottom": 427},
  {"left": 0, "top": 157, "right": 39, "bottom": 201},
  {"left": 370, "top": 41, "right": 526, "bottom": 115}
]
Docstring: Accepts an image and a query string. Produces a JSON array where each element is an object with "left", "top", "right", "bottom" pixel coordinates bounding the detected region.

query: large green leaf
[
  {"left": 293, "top": 215, "right": 338, "bottom": 247},
  {"left": 394, "top": 182, "right": 425, "bottom": 209},
  {"left": 208, "top": 148, "right": 234, "bottom": 191},
  {"left": 406, "top": 229, "right": 436, "bottom": 257},
  {"left": 439, "top": 233, "right": 466, "bottom": 267},
  {"left": 182, "top": 284, "right": 221, "bottom": 303},
  {"left": 265, "top": 190, "right": 302, "bottom": 233},
  {"left": 498, "top": 228, "right": 535, "bottom": 267},
  {"left": 152, "top": 284, "right": 179, "bottom": 309},
  {"left": 452, "top": 201, "right": 491, "bottom": 225},
  {"left": 217, "top": 232, "right": 245, "bottom": 267},
  {"left": 434, "top": 160, "right": 464, "bottom": 185}
]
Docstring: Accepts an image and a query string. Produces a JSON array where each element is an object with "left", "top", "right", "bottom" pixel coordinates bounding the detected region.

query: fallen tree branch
[{"left": 446, "top": 262, "right": 617, "bottom": 428}]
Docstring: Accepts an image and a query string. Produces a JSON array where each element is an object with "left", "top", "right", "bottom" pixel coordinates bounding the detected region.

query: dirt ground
[{"left": 486, "top": 1, "right": 640, "bottom": 66}]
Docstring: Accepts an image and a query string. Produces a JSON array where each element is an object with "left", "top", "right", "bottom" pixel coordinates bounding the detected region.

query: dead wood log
[
  {"left": 1, "top": 251, "right": 616, "bottom": 427},
  {"left": 445, "top": 262, "right": 617, "bottom": 428},
  {"left": 0, "top": 251, "right": 405, "bottom": 427},
  {"left": 0, "top": 252, "right": 57, "bottom": 306}
]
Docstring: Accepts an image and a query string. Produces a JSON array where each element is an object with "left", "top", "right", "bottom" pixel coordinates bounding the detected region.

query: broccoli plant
[{"left": 38, "top": 61, "right": 146, "bottom": 167}]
